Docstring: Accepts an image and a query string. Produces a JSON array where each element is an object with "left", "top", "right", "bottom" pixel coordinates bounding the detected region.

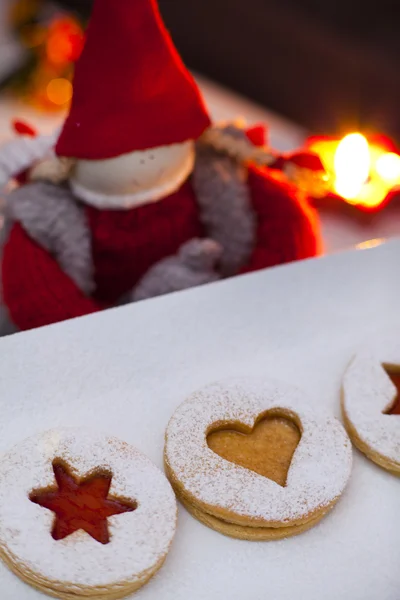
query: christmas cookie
[
  {"left": 164, "top": 380, "right": 352, "bottom": 540},
  {"left": 0, "top": 429, "right": 177, "bottom": 599},
  {"left": 342, "top": 342, "right": 400, "bottom": 474}
]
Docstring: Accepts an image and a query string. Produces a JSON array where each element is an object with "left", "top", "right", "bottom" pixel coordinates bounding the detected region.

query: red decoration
[
  {"left": 269, "top": 151, "right": 324, "bottom": 174},
  {"left": 385, "top": 371, "right": 400, "bottom": 416},
  {"left": 245, "top": 124, "right": 268, "bottom": 147},
  {"left": 56, "top": 0, "right": 211, "bottom": 159},
  {"left": 287, "top": 152, "right": 325, "bottom": 172},
  {"left": 12, "top": 120, "right": 37, "bottom": 138},
  {"left": 12, "top": 120, "right": 38, "bottom": 185},
  {"left": 30, "top": 461, "right": 136, "bottom": 545}
]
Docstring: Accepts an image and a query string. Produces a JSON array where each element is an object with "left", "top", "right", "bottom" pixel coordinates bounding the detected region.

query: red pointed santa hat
[{"left": 56, "top": 0, "right": 211, "bottom": 160}]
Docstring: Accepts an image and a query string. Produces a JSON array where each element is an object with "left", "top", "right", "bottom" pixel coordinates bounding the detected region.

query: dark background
[{"left": 58, "top": 0, "right": 400, "bottom": 140}]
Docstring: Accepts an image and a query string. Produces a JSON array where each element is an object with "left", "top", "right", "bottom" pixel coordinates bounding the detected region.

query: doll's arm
[
  {"left": 132, "top": 238, "right": 222, "bottom": 302},
  {"left": 2, "top": 223, "right": 102, "bottom": 331},
  {"left": 241, "top": 167, "right": 321, "bottom": 273}
]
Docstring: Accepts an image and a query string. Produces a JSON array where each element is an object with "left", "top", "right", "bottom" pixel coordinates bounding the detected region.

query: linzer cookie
[
  {"left": 342, "top": 341, "right": 400, "bottom": 474},
  {"left": 0, "top": 429, "right": 177, "bottom": 599},
  {"left": 165, "top": 379, "right": 352, "bottom": 540}
]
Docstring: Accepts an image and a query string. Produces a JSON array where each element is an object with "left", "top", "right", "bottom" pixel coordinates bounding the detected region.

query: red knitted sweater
[{"left": 2, "top": 167, "right": 320, "bottom": 331}]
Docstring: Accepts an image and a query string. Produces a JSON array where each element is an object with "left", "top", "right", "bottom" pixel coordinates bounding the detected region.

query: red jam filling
[
  {"left": 385, "top": 369, "right": 400, "bottom": 415},
  {"left": 30, "top": 461, "right": 137, "bottom": 544}
]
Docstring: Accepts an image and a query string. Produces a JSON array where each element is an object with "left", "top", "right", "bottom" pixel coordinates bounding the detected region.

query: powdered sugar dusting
[
  {"left": 0, "top": 428, "right": 177, "bottom": 592},
  {"left": 165, "top": 379, "right": 352, "bottom": 525},
  {"left": 342, "top": 338, "right": 400, "bottom": 465}
]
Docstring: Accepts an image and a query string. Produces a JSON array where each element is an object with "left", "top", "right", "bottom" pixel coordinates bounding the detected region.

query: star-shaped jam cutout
[
  {"left": 385, "top": 368, "right": 400, "bottom": 415},
  {"left": 30, "top": 461, "right": 137, "bottom": 544}
]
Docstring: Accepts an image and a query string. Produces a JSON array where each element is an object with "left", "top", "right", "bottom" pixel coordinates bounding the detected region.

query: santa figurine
[{"left": 0, "top": 0, "right": 322, "bottom": 333}]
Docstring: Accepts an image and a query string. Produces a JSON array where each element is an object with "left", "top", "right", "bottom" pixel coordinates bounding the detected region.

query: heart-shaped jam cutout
[
  {"left": 384, "top": 366, "right": 400, "bottom": 415},
  {"left": 207, "top": 411, "right": 301, "bottom": 487}
]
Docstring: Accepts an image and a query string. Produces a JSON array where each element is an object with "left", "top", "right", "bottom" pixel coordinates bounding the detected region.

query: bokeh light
[
  {"left": 375, "top": 153, "right": 400, "bottom": 183},
  {"left": 46, "top": 78, "right": 73, "bottom": 106}
]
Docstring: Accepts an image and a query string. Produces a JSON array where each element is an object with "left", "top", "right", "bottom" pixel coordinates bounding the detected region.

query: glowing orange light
[
  {"left": 307, "top": 133, "right": 400, "bottom": 211},
  {"left": 46, "top": 78, "right": 73, "bottom": 106}
]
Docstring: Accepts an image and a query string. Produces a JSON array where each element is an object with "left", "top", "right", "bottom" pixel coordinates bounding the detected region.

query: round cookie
[
  {"left": 165, "top": 379, "right": 352, "bottom": 540},
  {"left": 342, "top": 340, "right": 400, "bottom": 474},
  {"left": 0, "top": 429, "right": 177, "bottom": 599}
]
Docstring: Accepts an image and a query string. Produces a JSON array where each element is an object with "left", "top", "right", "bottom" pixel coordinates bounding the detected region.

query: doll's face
[{"left": 73, "top": 141, "right": 195, "bottom": 197}]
